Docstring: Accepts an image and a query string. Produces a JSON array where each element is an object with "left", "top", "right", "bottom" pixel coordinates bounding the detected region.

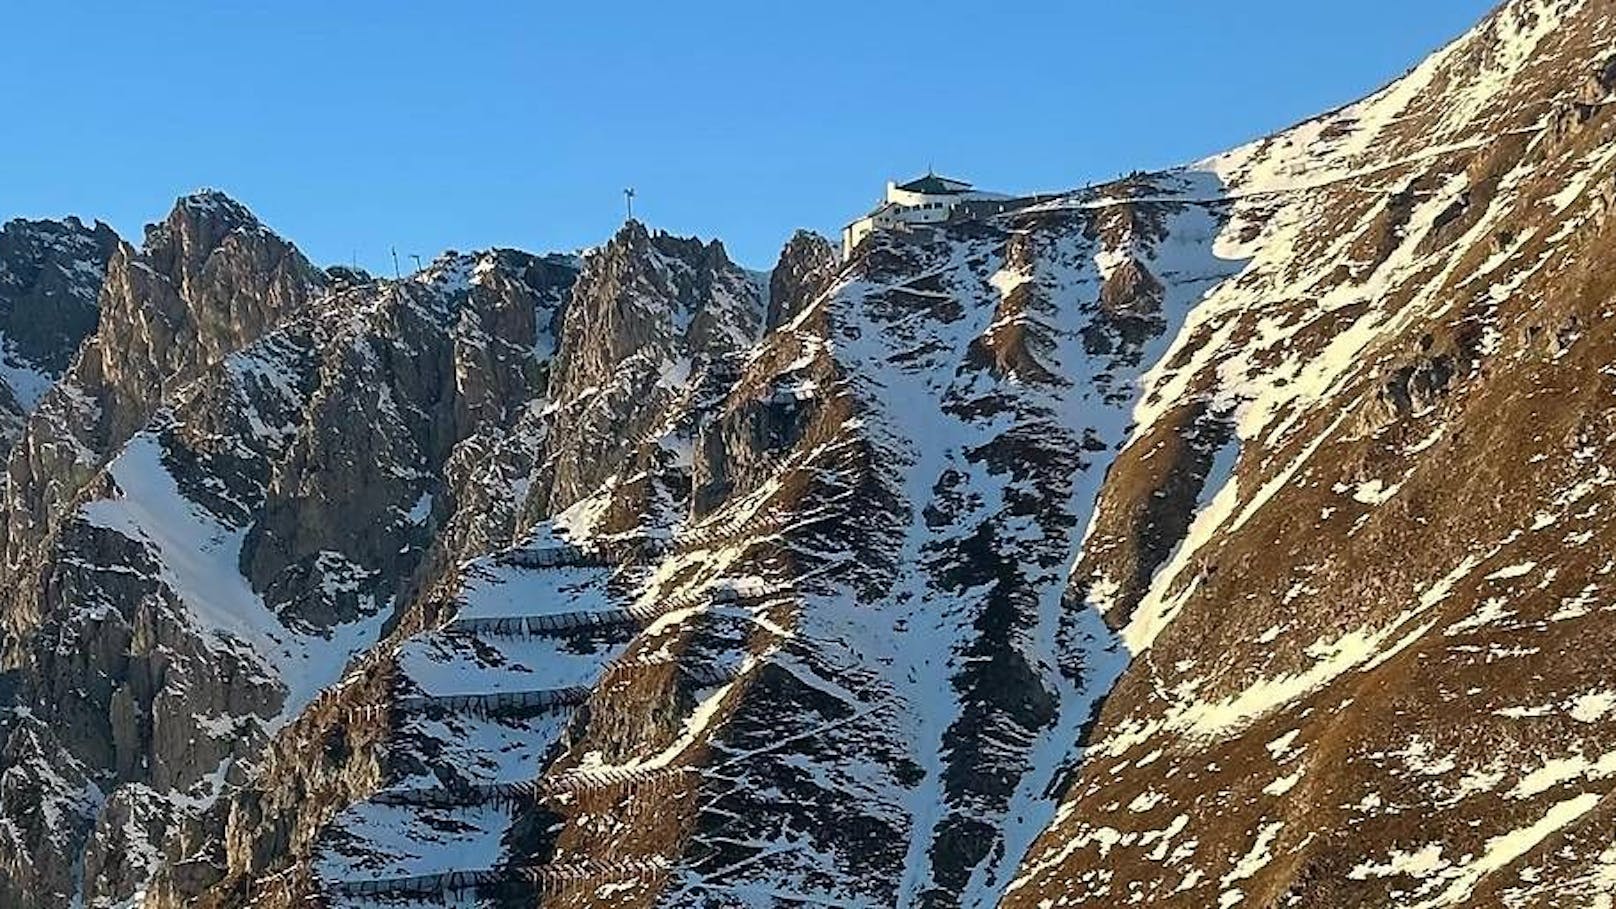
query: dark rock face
[
  {"left": 92, "top": 191, "right": 323, "bottom": 443},
  {"left": 0, "top": 712, "right": 99, "bottom": 909},
  {"left": 0, "top": 193, "right": 325, "bottom": 667},
  {"left": 241, "top": 250, "right": 580, "bottom": 627},
  {"left": 0, "top": 216, "right": 119, "bottom": 454},
  {"left": 0, "top": 216, "right": 117, "bottom": 375},
  {"left": 766, "top": 229, "right": 838, "bottom": 330}
]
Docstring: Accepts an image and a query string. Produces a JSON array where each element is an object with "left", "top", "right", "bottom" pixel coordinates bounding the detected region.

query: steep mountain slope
[
  {"left": 1005, "top": 0, "right": 1616, "bottom": 906},
  {"left": 5, "top": 0, "right": 1616, "bottom": 906},
  {"left": 185, "top": 221, "right": 773, "bottom": 909}
]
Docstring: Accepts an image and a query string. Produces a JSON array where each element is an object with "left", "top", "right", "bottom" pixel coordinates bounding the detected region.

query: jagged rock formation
[
  {"left": 0, "top": 216, "right": 118, "bottom": 451},
  {"left": 0, "top": 208, "right": 582, "bottom": 908},
  {"left": 764, "top": 230, "right": 838, "bottom": 330},
  {"left": 5, "top": 1, "right": 1616, "bottom": 906},
  {"left": 0, "top": 194, "right": 325, "bottom": 666}
]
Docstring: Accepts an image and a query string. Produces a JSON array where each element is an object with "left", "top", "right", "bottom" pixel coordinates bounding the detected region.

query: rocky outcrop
[
  {"left": 0, "top": 208, "right": 587, "bottom": 907},
  {"left": 90, "top": 191, "right": 322, "bottom": 445},
  {"left": 765, "top": 229, "right": 838, "bottom": 330},
  {"left": 0, "top": 216, "right": 117, "bottom": 375},
  {"left": 536, "top": 220, "right": 765, "bottom": 515},
  {"left": 0, "top": 216, "right": 119, "bottom": 453},
  {"left": 0, "top": 712, "right": 100, "bottom": 909},
  {"left": 241, "top": 250, "right": 577, "bottom": 627}
]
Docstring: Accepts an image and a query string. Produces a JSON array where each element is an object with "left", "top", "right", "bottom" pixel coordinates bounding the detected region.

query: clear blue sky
[{"left": 5, "top": 1, "right": 1494, "bottom": 271}]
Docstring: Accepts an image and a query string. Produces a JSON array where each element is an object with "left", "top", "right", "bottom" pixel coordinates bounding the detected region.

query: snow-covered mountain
[{"left": 5, "top": 0, "right": 1616, "bottom": 906}]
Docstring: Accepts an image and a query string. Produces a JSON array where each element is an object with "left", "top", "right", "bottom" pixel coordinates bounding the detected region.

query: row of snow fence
[
  {"left": 503, "top": 543, "right": 611, "bottom": 570},
  {"left": 445, "top": 581, "right": 785, "bottom": 639},
  {"left": 768, "top": 384, "right": 819, "bottom": 404},
  {"left": 712, "top": 581, "right": 778, "bottom": 603},
  {"left": 395, "top": 684, "right": 594, "bottom": 717},
  {"left": 300, "top": 657, "right": 402, "bottom": 736},
  {"left": 327, "top": 857, "right": 672, "bottom": 898},
  {"left": 445, "top": 608, "right": 637, "bottom": 637},
  {"left": 623, "top": 580, "right": 783, "bottom": 623},
  {"left": 676, "top": 506, "right": 789, "bottom": 551},
  {"left": 500, "top": 535, "right": 672, "bottom": 571},
  {"left": 370, "top": 765, "right": 697, "bottom": 809},
  {"left": 599, "top": 656, "right": 743, "bottom": 690},
  {"left": 336, "top": 704, "right": 390, "bottom": 731},
  {"left": 595, "top": 536, "right": 672, "bottom": 563}
]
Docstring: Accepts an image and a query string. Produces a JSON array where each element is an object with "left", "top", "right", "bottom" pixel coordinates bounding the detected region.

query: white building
[{"left": 841, "top": 173, "right": 1008, "bottom": 259}]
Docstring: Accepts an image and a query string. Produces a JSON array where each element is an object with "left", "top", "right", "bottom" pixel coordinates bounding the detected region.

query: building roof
[{"left": 895, "top": 174, "right": 973, "bottom": 195}]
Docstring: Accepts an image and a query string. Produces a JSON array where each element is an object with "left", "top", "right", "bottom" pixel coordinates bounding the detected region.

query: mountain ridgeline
[{"left": 5, "top": 1, "right": 1616, "bottom": 906}]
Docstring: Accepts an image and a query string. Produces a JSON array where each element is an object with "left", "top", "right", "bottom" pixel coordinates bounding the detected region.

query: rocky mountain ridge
[{"left": 5, "top": 0, "right": 1616, "bottom": 906}]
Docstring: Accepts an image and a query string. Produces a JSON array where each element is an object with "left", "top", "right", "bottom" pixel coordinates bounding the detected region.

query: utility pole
[{"left": 624, "top": 187, "right": 636, "bottom": 221}]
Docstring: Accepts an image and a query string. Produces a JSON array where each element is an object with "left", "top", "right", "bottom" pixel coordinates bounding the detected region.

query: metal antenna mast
[
  {"left": 410, "top": 254, "right": 424, "bottom": 274},
  {"left": 624, "top": 187, "right": 636, "bottom": 221},
  {"left": 390, "top": 247, "right": 401, "bottom": 280}
]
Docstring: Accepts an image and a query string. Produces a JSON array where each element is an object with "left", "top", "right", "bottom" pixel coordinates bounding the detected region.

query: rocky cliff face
[
  {"left": 0, "top": 216, "right": 118, "bottom": 450},
  {"left": 6, "top": 1, "right": 1616, "bottom": 906},
  {"left": 0, "top": 193, "right": 325, "bottom": 668}
]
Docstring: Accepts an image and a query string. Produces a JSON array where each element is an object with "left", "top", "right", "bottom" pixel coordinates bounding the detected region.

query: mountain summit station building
[{"left": 842, "top": 173, "right": 1010, "bottom": 260}]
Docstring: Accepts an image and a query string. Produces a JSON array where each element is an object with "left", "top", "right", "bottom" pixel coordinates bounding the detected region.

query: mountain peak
[{"left": 170, "top": 188, "right": 262, "bottom": 232}]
